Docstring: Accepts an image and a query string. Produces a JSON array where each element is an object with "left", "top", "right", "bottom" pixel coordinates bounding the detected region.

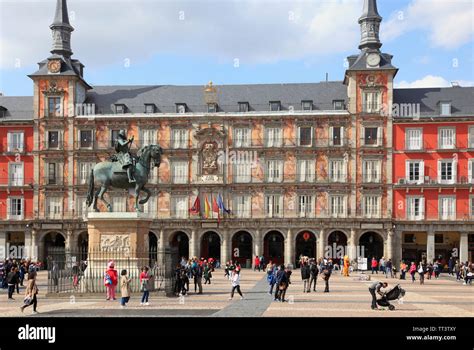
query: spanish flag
[
  {"left": 204, "top": 196, "right": 211, "bottom": 219},
  {"left": 212, "top": 196, "right": 220, "bottom": 222}
]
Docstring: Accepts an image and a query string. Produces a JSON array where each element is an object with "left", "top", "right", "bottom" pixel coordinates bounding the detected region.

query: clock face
[
  {"left": 366, "top": 53, "right": 381, "bottom": 67},
  {"left": 48, "top": 60, "right": 61, "bottom": 74}
]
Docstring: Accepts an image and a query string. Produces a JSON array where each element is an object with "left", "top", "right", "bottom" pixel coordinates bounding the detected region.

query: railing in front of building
[
  {"left": 0, "top": 177, "right": 34, "bottom": 187},
  {"left": 43, "top": 176, "right": 64, "bottom": 186},
  {"left": 394, "top": 176, "right": 474, "bottom": 186},
  {"left": 0, "top": 142, "right": 30, "bottom": 154},
  {"left": 359, "top": 137, "right": 384, "bottom": 147},
  {"left": 396, "top": 212, "right": 473, "bottom": 221}
]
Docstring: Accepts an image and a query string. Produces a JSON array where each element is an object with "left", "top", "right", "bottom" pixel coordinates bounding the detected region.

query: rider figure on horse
[{"left": 114, "top": 130, "right": 136, "bottom": 183}]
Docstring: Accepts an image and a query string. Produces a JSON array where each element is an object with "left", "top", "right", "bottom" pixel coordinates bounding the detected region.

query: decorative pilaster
[
  {"left": 459, "top": 232, "right": 469, "bottom": 263},
  {"left": 285, "top": 229, "right": 294, "bottom": 266},
  {"left": 318, "top": 229, "right": 326, "bottom": 259},
  {"left": 189, "top": 230, "right": 197, "bottom": 258},
  {"left": 426, "top": 229, "right": 435, "bottom": 263},
  {"left": 221, "top": 230, "right": 229, "bottom": 265}
]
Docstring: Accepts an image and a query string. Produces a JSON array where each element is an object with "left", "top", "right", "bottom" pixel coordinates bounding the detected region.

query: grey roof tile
[{"left": 0, "top": 96, "right": 34, "bottom": 121}]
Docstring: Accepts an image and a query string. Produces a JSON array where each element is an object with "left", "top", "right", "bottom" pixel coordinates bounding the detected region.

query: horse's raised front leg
[
  {"left": 134, "top": 184, "right": 142, "bottom": 212},
  {"left": 139, "top": 187, "right": 151, "bottom": 205},
  {"left": 93, "top": 188, "right": 101, "bottom": 212},
  {"left": 98, "top": 186, "right": 112, "bottom": 212}
]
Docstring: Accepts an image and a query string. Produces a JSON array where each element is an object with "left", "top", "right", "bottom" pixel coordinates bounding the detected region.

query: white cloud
[
  {"left": 382, "top": 0, "right": 474, "bottom": 49},
  {"left": 395, "top": 75, "right": 474, "bottom": 88},
  {"left": 0, "top": 0, "right": 363, "bottom": 70}
]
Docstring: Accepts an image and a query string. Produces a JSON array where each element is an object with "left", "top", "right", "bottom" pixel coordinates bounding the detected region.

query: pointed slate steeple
[
  {"left": 50, "top": 0, "right": 74, "bottom": 59},
  {"left": 358, "top": 0, "right": 382, "bottom": 51}
]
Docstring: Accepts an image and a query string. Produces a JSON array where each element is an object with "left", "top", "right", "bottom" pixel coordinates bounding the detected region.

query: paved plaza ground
[{"left": 0, "top": 269, "right": 472, "bottom": 317}]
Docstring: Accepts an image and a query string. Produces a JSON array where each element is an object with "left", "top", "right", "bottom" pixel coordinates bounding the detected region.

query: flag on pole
[
  {"left": 189, "top": 196, "right": 201, "bottom": 216},
  {"left": 204, "top": 196, "right": 211, "bottom": 219},
  {"left": 212, "top": 196, "right": 220, "bottom": 222},
  {"left": 217, "top": 193, "right": 230, "bottom": 214}
]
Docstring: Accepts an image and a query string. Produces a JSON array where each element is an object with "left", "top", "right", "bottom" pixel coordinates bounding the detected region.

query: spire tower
[{"left": 50, "top": 0, "right": 74, "bottom": 59}]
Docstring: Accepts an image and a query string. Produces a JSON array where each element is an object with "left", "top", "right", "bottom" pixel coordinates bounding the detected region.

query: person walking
[
  {"left": 409, "top": 262, "right": 417, "bottom": 283},
  {"left": 274, "top": 265, "right": 285, "bottom": 301},
  {"left": 309, "top": 259, "right": 319, "bottom": 292},
  {"left": 369, "top": 281, "right": 388, "bottom": 310},
  {"left": 120, "top": 269, "right": 131, "bottom": 308},
  {"left": 203, "top": 262, "right": 212, "bottom": 284},
  {"left": 254, "top": 256, "right": 260, "bottom": 272},
  {"left": 229, "top": 269, "right": 244, "bottom": 300},
  {"left": 104, "top": 260, "right": 118, "bottom": 301},
  {"left": 448, "top": 257, "right": 454, "bottom": 276},
  {"left": 455, "top": 260, "right": 461, "bottom": 281},
  {"left": 371, "top": 257, "right": 378, "bottom": 274},
  {"left": 379, "top": 257, "right": 386, "bottom": 275},
  {"left": 385, "top": 259, "right": 393, "bottom": 278},
  {"left": 140, "top": 266, "right": 150, "bottom": 305},
  {"left": 320, "top": 259, "right": 333, "bottom": 293},
  {"left": 399, "top": 261, "right": 407, "bottom": 280},
  {"left": 20, "top": 271, "right": 39, "bottom": 314},
  {"left": 7, "top": 266, "right": 18, "bottom": 300},
  {"left": 193, "top": 260, "right": 203, "bottom": 294},
  {"left": 418, "top": 261, "right": 425, "bottom": 285},
  {"left": 300, "top": 260, "right": 311, "bottom": 293},
  {"left": 267, "top": 263, "right": 277, "bottom": 295},
  {"left": 259, "top": 255, "right": 265, "bottom": 271}
]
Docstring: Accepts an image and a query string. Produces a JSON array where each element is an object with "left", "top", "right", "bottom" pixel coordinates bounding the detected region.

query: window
[
  {"left": 438, "top": 159, "right": 456, "bottom": 184},
  {"left": 439, "top": 196, "right": 456, "bottom": 220},
  {"left": 438, "top": 128, "right": 455, "bottom": 149},
  {"left": 171, "top": 128, "right": 188, "bottom": 149},
  {"left": 297, "top": 159, "right": 315, "bottom": 182},
  {"left": 7, "top": 197, "right": 23, "bottom": 220},
  {"left": 298, "top": 126, "right": 312, "bottom": 146},
  {"left": 144, "top": 104, "right": 155, "bottom": 114},
  {"left": 110, "top": 129, "right": 120, "bottom": 148},
  {"left": 470, "top": 196, "right": 474, "bottom": 218},
  {"left": 440, "top": 102, "right": 451, "bottom": 116},
  {"left": 270, "top": 101, "right": 281, "bottom": 112},
  {"left": 406, "top": 196, "right": 424, "bottom": 220},
  {"left": 406, "top": 160, "right": 424, "bottom": 184},
  {"left": 266, "top": 160, "right": 283, "bottom": 183},
  {"left": 302, "top": 100, "right": 313, "bottom": 111},
  {"left": 362, "top": 160, "right": 381, "bottom": 183},
  {"left": 469, "top": 159, "right": 474, "bottom": 184},
  {"left": 406, "top": 128, "right": 422, "bottom": 150},
  {"left": 265, "top": 194, "right": 282, "bottom": 218},
  {"left": 9, "top": 163, "right": 23, "bottom": 186},
  {"left": 469, "top": 127, "right": 474, "bottom": 149},
  {"left": 234, "top": 128, "right": 251, "bottom": 147},
  {"left": 363, "top": 127, "right": 380, "bottom": 146},
  {"left": 78, "top": 162, "right": 94, "bottom": 185},
  {"left": 362, "top": 91, "right": 380, "bottom": 113},
  {"left": 404, "top": 234, "right": 415, "bottom": 244},
  {"left": 45, "top": 162, "right": 63, "bottom": 185},
  {"left": 329, "top": 195, "right": 346, "bottom": 218},
  {"left": 47, "top": 130, "right": 60, "bottom": 149},
  {"left": 233, "top": 195, "right": 251, "bottom": 218},
  {"left": 364, "top": 196, "right": 380, "bottom": 218},
  {"left": 333, "top": 100, "right": 345, "bottom": 110},
  {"left": 329, "top": 159, "right": 346, "bottom": 182},
  {"left": 79, "top": 130, "right": 93, "bottom": 148},
  {"left": 171, "top": 196, "right": 188, "bottom": 218},
  {"left": 142, "top": 197, "right": 156, "bottom": 216},
  {"left": 435, "top": 234, "right": 444, "bottom": 244},
  {"left": 238, "top": 102, "right": 249, "bottom": 113},
  {"left": 176, "top": 103, "right": 187, "bottom": 113},
  {"left": 329, "top": 126, "right": 344, "bottom": 146},
  {"left": 140, "top": 129, "right": 157, "bottom": 146},
  {"left": 7, "top": 132, "right": 24, "bottom": 152},
  {"left": 76, "top": 195, "right": 89, "bottom": 219},
  {"left": 111, "top": 197, "right": 126, "bottom": 212},
  {"left": 46, "top": 197, "right": 62, "bottom": 219},
  {"left": 207, "top": 103, "right": 217, "bottom": 113},
  {"left": 114, "top": 104, "right": 126, "bottom": 114},
  {"left": 171, "top": 161, "right": 188, "bottom": 184},
  {"left": 298, "top": 195, "right": 314, "bottom": 218},
  {"left": 265, "top": 127, "right": 282, "bottom": 147},
  {"left": 48, "top": 97, "right": 61, "bottom": 117},
  {"left": 234, "top": 163, "right": 251, "bottom": 183}
]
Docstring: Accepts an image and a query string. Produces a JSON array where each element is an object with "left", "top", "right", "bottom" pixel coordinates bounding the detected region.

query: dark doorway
[
  {"left": 171, "top": 231, "right": 189, "bottom": 263},
  {"left": 149, "top": 232, "right": 158, "bottom": 266},
  {"left": 264, "top": 231, "right": 285, "bottom": 265},
  {"left": 201, "top": 231, "right": 221, "bottom": 261},
  {"left": 43, "top": 232, "right": 66, "bottom": 269},
  {"left": 327, "top": 231, "right": 348, "bottom": 261},
  {"left": 231, "top": 231, "right": 253, "bottom": 266},
  {"left": 295, "top": 231, "right": 317, "bottom": 267},
  {"left": 359, "top": 231, "right": 384, "bottom": 268}
]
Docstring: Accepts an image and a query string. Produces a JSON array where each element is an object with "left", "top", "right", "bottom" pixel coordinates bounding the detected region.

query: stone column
[
  {"left": 254, "top": 229, "right": 261, "bottom": 258},
  {"left": 189, "top": 230, "right": 197, "bottom": 258},
  {"left": 221, "top": 230, "right": 229, "bottom": 265},
  {"left": 65, "top": 229, "right": 73, "bottom": 252},
  {"left": 459, "top": 232, "right": 469, "bottom": 263},
  {"left": 285, "top": 229, "right": 294, "bottom": 267},
  {"left": 317, "top": 229, "right": 326, "bottom": 260},
  {"left": 393, "top": 229, "right": 402, "bottom": 265},
  {"left": 30, "top": 229, "right": 38, "bottom": 261},
  {"left": 386, "top": 229, "right": 394, "bottom": 260},
  {"left": 427, "top": 229, "right": 435, "bottom": 263},
  {"left": 157, "top": 229, "right": 165, "bottom": 265},
  {"left": 0, "top": 231, "right": 6, "bottom": 260},
  {"left": 348, "top": 228, "right": 357, "bottom": 260}
]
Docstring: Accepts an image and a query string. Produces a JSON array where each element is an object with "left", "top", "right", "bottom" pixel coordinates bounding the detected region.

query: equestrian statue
[{"left": 86, "top": 130, "right": 163, "bottom": 212}]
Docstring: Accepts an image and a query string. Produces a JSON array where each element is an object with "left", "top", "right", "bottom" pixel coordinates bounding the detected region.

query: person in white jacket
[{"left": 229, "top": 270, "right": 244, "bottom": 300}]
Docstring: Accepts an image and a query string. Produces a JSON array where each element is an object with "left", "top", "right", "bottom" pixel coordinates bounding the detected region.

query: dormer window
[
  {"left": 270, "top": 101, "right": 281, "bottom": 112},
  {"left": 0, "top": 106, "right": 6, "bottom": 118},
  {"left": 144, "top": 104, "right": 156, "bottom": 114},
  {"left": 333, "top": 100, "right": 345, "bottom": 110},
  {"left": 207, "top": 103, "right": 217, "bottom": 113},
  {"left": 440, "top": 102, "right": 451, "bottom": 116},
  {"left": 114, "top": 104, "right": 126, "bottom": 114},
  {"left": 176, "top": 103, "right": 187, "bottom": 114},
  {"left": 302, "top": 100, "right": 313, "bottom": 111},
  {"left": 238, "top": 102, "right": 249, "bottom": 113}
]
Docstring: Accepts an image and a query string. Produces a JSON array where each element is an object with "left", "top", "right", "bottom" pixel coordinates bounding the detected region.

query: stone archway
[
  {"left": 295, "top": 231, "right": 317, "bottom": 267},
  {"left": 327, "top": 230, "right": 348, "bottom": 260},
  {"left": 200, "top": 231, "right": 221, "bottom": 261},
  {"left": 170, "top": 231, "right": 190, "bottom": 265},
  {"left": 231, "top": 231, "right": 253, "bottom": 266},
  {"left": 359, "top": 231, "right": 384, "bottom": 267},
  {"left": 42, "top": 231, "right": 66, "bottom": 269},
  {"left": 264, "top": 230, "right": 285, "bottom": 265}
]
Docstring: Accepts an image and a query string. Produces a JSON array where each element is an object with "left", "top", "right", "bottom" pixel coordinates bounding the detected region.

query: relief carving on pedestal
[{"left": 100, "top": 234, "right": 131, "bottom": 254}]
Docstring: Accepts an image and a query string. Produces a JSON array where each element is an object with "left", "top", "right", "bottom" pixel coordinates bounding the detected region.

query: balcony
[
  {"left": 360, "top": 137, "right": 383, "bottom": 148},
  {"left": 230, "top": 137, "right": 353, "bottom": 149},
  {"left": 394, "top": 176, "right": 473, "bottom": 187},
  {"left": 2, "top": 142, "right": 26, "bottom": 154},
  {"left": 43, "top": 176, "right": 64, "bottom": 186},
  {"left": 41, "top": 141, "right": 65, "bottom": 151},
  {"left": 0, "top": 177, "right": 34, "bottom": 188}
]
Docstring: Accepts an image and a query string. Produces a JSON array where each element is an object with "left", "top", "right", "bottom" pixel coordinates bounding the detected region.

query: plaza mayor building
[{"left": 0, "top": 0, "right": 473, "bottom": 267}]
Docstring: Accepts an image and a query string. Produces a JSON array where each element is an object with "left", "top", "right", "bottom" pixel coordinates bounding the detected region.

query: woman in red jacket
[
  {"left": 254, "top": 256, "right": 260, "bottom": 272},
  {"left": 104, "top": 260, "right": 118, "bottom": 301}
]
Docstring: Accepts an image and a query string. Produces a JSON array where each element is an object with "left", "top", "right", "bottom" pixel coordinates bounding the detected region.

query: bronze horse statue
[{"left": 86, "top": 144, "right": 163, "bottom": 212}]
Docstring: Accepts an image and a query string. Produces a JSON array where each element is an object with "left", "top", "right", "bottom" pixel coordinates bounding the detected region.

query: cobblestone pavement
[{"left": 0, "top": 269, "right": 472, "bottom": 317}]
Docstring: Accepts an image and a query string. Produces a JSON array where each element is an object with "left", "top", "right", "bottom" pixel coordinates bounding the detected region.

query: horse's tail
[{"left": 86, "top": 168, "right": 95, "bottom": 207}]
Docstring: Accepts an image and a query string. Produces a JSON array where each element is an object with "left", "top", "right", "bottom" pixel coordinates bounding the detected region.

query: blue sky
[{"left": 0, "top": 0, "right": 473, "bottom": 96}]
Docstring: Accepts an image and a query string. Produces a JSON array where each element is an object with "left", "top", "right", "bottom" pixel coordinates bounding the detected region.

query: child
[
  {"left": 104, "top": 260, "right": 118, "bottom": 301},
  {"left": 120, "top": 269, "right": 131, "bottom": 308}
]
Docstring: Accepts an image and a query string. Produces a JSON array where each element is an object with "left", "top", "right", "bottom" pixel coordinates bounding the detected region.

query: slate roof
[
  {"left": 0, "top": 96, "right": 34, "bottom": 121},
  {"left": 393, "top": 87, "right": 474, "bottom": 117}
]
